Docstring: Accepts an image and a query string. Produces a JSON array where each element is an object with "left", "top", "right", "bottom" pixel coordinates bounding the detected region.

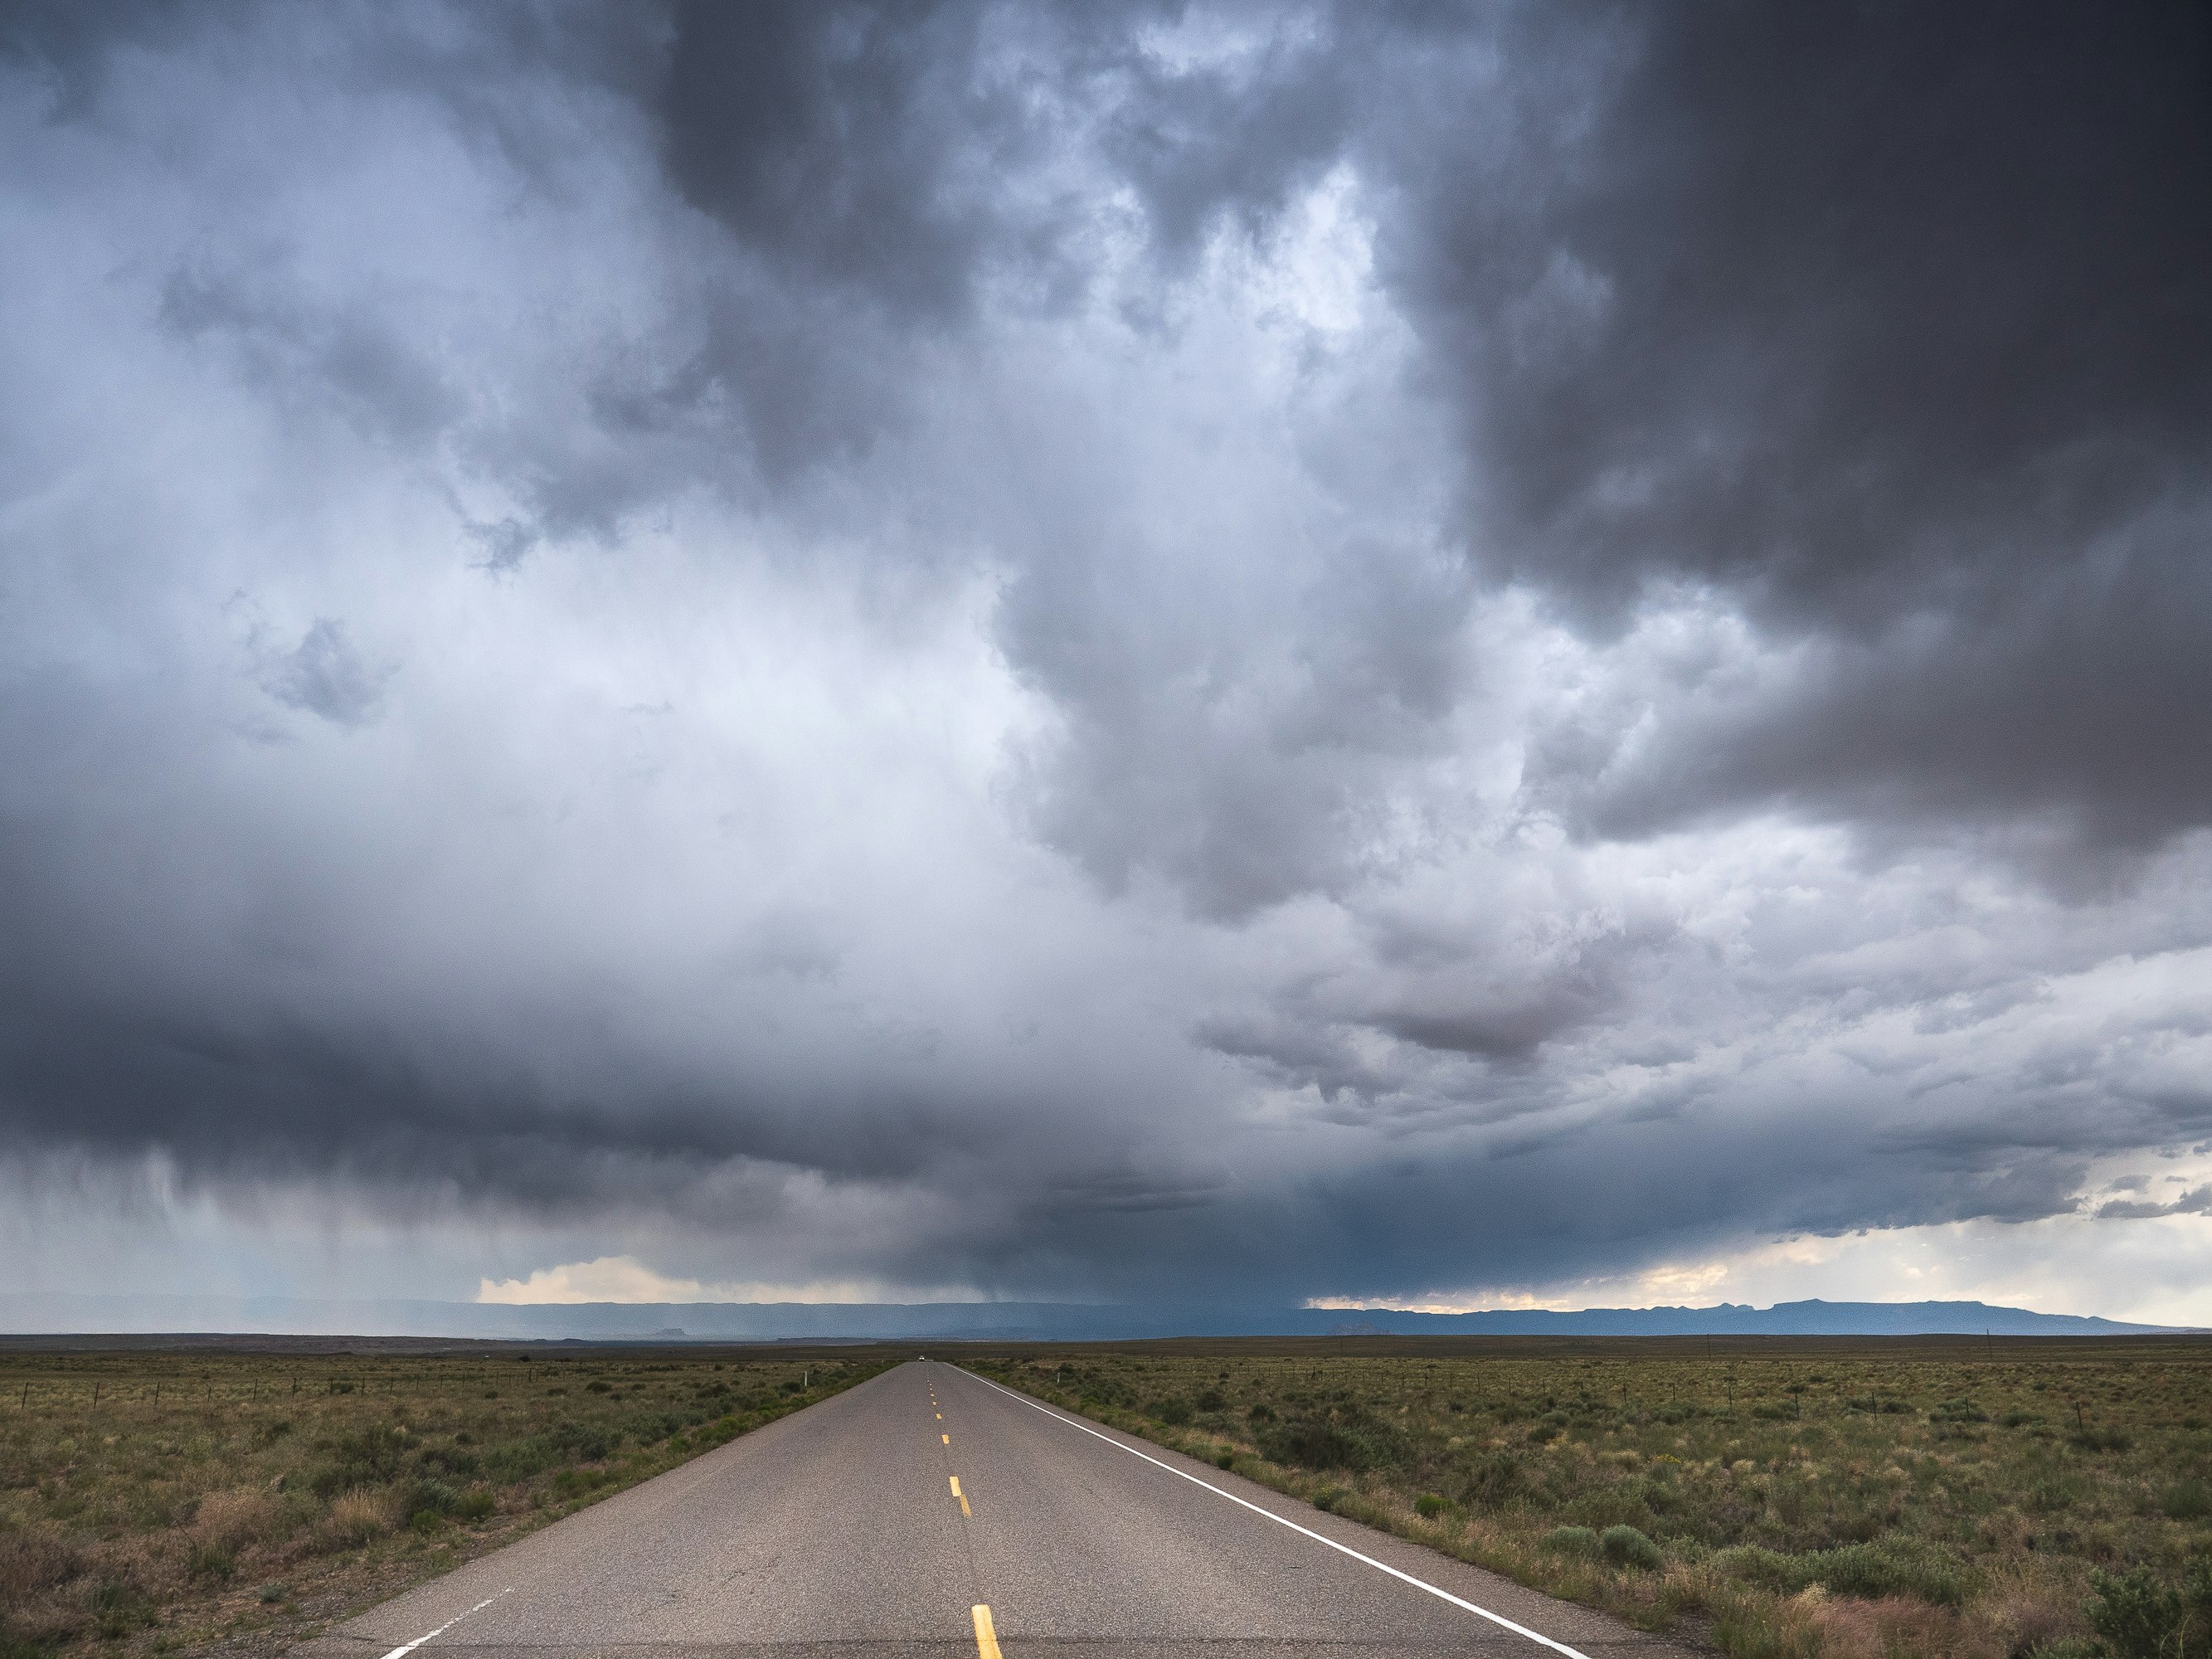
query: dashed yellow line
[
  {"left": 970, "top": 1603, "right": 1002, "bottom": 1659},
  {"left": 942, "top": 1433, "right": 950, "bottom": 1443},
  {"left": 950, "top": 1474, "right": 971, "bottom": 1518}
]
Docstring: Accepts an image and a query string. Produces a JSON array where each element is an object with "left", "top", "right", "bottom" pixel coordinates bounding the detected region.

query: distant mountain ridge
[{"left": 0, "top": 1293, "right": 2178, "bottom": 1340}]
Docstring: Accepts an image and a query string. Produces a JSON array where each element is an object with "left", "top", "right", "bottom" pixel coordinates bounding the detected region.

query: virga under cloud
[{"left": 2, "top": 0, "right": 2209, "bottom": 1312}]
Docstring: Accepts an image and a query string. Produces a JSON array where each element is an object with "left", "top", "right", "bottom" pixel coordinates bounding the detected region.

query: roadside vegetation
[
  {"left": 972, "top": 1337, "right": 2212, "bottom": 1659},
  {"left": 0, "top": 1345, "right": 888, "bottom": 1659}
]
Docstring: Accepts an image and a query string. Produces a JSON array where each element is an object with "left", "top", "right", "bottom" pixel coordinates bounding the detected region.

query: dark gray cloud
[
  {"left": 2099, "top": 1185, "right": 2212, "bottom": 1221},
  {"left": 1370, "top": 0, "right": 2212, "bottom": 859},
  {"left": 1388, "top": 2, "right": 2212, "bottom": 619},
  {"left": 663, "top": 0, "right": 1033, "bottom": 322},
  {"left": 2, "top": 0, "right": 2210, "bottom": 1310}
]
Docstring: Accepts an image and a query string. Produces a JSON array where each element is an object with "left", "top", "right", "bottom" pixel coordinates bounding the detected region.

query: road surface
[{"left": 294, "top": 1360, "right": 1696, "bottom": 1657}]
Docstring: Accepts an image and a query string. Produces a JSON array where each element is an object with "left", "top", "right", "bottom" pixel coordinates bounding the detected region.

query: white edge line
[
  {"left": 377, "top": 1587, "right": 513, "bottom": 1659},
  {"left": 958, "top": 1367, "right": 1594, "bottom": 1659}
]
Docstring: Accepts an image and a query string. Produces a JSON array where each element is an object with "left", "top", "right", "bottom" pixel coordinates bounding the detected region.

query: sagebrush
[
  {"left": 971, "top": 1337, "right": 2212, "bottom": 1659},
  {"left": 0, "top": 1346, "right": 886, "bottom": 1659}
]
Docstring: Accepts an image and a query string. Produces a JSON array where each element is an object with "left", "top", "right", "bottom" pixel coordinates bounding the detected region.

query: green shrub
[
  {"left": 1811, "top": 1540, "right": 1969, "bottom": 1606},
  {"left": 480, "top": 1442, "right": 552, "bottom": 1483},
  {"left": 403, "top": 1478, "right": 459, "bottom": 1521},
  {"left": 2085, "top": 1566, "right": 2186, "bottom": 1659},
  {"left": 1564, "top": 1487, "right": 1659, "bottom": 1533},
  {"left": 2161, "top": 1478, "right": 2212, "bottom": 1521},
  {"left": 1259, "top": 1408, "right": 1406, "bottom": 1473},
  {"left": 90, "top": 1578, "right": 155, "bottom": 1637},
  {"left": 1544, "top": 1525, "right": 1602, "bottom": 1557},
  {"left": 2026, "top": 1473, "right": 2085, "bottom": 1514},
  {"left": 1718, "top": 1539, "right": 1969, "bottom": 1607},
  {"left": 1414, "top": 1492, "right": 1460, "bottom": 1520},
  {"left": 627, "top": 1412, "right": 684, "bottom": 1445},
  {"left": 417, "top": 1443, "right": 480, "bottom": 1478},
  {"left": 185, "top": 1542, "right": 235, "bottom": 1582},
  {"left": 308, "top": 1422, "right": 411, "bottom": 1496},
  {"left": 1460, "top": 1451, "right": 1526, "bottom": 1509},
  {"left": 1601, "top": 1525, "right": 1662, "bottom": 1570},
  {"left": 1150, "top": 1397, "right": 1194, "bottom": 1427},
  {"left": 542, "top": 1423, "right": 615, "bottom": 1462},
  {"left": 453, "top": 1488, "right": 496, "bottom": 1523},
  {"left": 1719, "top": 1547, "right": 1802, "bottom": 1593}
]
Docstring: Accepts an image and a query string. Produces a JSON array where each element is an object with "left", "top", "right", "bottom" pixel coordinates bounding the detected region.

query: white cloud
[
  {"left": 479, "top": 1257, "right": 707, "bottom": 1306},
  {"left": 1332, "top": 1207, "right": 2212, "bottom": 1329},
  {"left": 476, "top": 1256, "right": 975, "bottom": 1306}
]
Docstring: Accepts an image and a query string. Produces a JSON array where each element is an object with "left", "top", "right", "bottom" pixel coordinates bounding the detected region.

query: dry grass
[
  {"left": 0, "top": 1345, "right": 889, "bottom": 1659},
  {"left": 968, "top": 1336, "right": 2212, "bottom": 1659},
  {"left": 313, "top": 1493, "right": 389, "bottom": 1554},
  {"left": 12, "top": 1335, "right": 2206, "bottom": 1659}
]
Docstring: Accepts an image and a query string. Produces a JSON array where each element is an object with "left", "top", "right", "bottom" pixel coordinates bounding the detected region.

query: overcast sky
[{"left": 4, "top": 1, "right": 2211, "bottom": 1321}]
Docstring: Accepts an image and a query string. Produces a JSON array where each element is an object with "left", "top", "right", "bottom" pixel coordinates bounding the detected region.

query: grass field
[
  {"left": 0, "top": 1343, "right": 890, "bottom": 1659},
  {"left": 970, "top": 1335, "right": 2212, "bottom": 1659},
  {"left": 7, "top": 1335, "right": 2210, "bottom": 1659}
]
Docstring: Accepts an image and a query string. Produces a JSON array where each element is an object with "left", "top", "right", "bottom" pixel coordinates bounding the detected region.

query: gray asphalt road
[{"left": 294, "top": 1360, "right": 1698, "bottom": 1658}]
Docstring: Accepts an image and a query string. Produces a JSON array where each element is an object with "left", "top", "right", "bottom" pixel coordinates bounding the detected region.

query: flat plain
[
  {"left": 969, "top": 1335, "right": 2212, "bottom": 1659},
  {"left": 2, "top": 1336, "right": 2209, "bottom": 1659},
  {"left": 0, "top": 1341, "right": 885, "bottom": 1659},
  {"left": 291, "top": 1358, "right": 1687, "bottom": 1658}
]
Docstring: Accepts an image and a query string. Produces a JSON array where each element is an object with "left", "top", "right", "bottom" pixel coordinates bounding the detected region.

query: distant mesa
[{"left": 0, "top": 1292, "right": 2185, "bottom": 1341}]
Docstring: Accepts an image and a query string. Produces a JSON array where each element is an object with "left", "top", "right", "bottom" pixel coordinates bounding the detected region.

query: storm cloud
[{"left": 2, "top": 0, "right": 2210, "bottom": 1310}]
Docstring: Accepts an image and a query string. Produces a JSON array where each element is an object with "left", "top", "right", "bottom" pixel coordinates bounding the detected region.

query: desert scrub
[
  {"left": 0, "top": 1344, "right": 890, "bottom": 1659},
  {"left": 970, "top": 1335, "right": 2212, "bottom": 1659}
]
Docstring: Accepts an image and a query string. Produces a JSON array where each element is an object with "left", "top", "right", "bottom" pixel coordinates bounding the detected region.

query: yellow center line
[
  {"left": 950, "top": 1474, "right": 971, "bottom": 1518},
  {"left": 942, "top": 1433, "right": 950, "bottom": 1443},
  {"left": 970, "top": 1603, "right": 1002, "bottom": 1659}
]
